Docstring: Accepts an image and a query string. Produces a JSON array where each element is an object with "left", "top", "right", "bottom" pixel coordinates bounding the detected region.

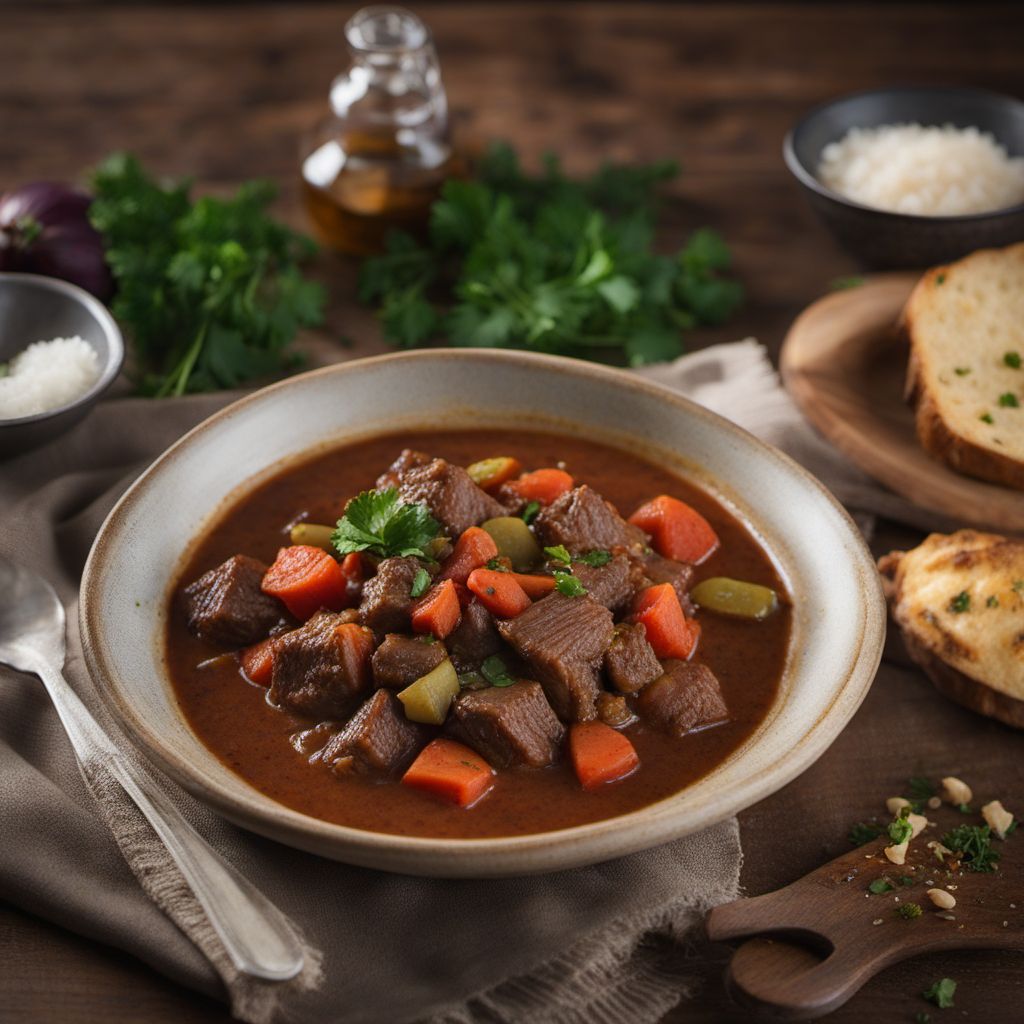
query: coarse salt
[{"left": 0, "top": 336, "right": 100, "bottom": 419}]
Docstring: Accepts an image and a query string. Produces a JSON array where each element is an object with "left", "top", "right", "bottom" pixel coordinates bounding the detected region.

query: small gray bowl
[
  {"left": 0, "top": 273, "right": 124, "bottom": 459},
  {"left": 784, "top": 86, "right": 1024, "bottom": 269}
]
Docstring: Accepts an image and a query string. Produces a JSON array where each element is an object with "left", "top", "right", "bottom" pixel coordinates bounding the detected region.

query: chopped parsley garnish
[
  {"left": 457, "top": 670, "right": 487, "bottom": 691},
  {"left": 998, "top": 392, "right": 1020, "bottom": 408},
  {"left": 889, "top": 813, "right": 914, "bottom": 846},
  {"left": 906, "top": 776, "right": 936, "bottom": 812},
  {"left": 1014, "top": 580, "right": 1024, "bottom": 593},
  {"left": 1005, "top": 351, "right": 1022, "bottom": 369},
  {"left": 980, "top": 412, "right": 995, "bottom": 424},
  {"left": 957, "top": 803, "right": 972, "bottom": 814},
  {"left": 480, "top": 654, "right": 516, "bottom": 688},
  {"left": 576, "top": 549, "right": 613, "bottom": 567},
  {"left": 410, "top": 567, "right": 431, "bottom": 598},
  {"left": 554, "top": 570, "right": 588, "bottom": 597},
  {"left": 953, "top": 366, "right": 971, "bottom": 376},
  {"left": 922, "top": 978, "right": 956, "bottom": 1009},
  {"left": 936, "top": 273, "right": 946, "bottom": 285},
  {"left": 333, "top": 488, "right": 440, "bottom": 560},
  {"left": 942, "top": 824, "right": 999, "bottom": 872},
  {"left": 544, "top": 544, "right": 572, "bottom": 566},
  {"left": 521, "top": 500, "right": 541, "bottom": 525},
  {"left": 485, "top": 557, "right": 509, "bottom": 572},
  {"left": 868, "top": 878, "right": 893, "bottom": 894},
  {"left": 987, "top": 595, "right": 1000, "bottom": 608},
  {"left": 848, "top": 821, "right": 885, "bottom": 846},
  {"left": 896, "top": 902, "right": 923, "bottom": 920},
  {"left": 948, "top": 591, "right": 970, "bottom": 613},
  {"left": 900, "top": 875, "right": 915, "bottom": 886}
]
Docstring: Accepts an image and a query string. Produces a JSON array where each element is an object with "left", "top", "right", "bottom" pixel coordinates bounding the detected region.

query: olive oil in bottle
[{"left": 300, "top": 6, "right": 457, "bottom": 256}]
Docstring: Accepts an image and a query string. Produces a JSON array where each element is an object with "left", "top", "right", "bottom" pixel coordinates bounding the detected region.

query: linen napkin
[{"left": 0, "top": 339, "right": 923, "bottom": 1024}]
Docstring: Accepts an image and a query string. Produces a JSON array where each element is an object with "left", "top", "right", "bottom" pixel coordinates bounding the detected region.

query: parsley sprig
[
  {"left": 941, "top": 824, "right": 1000, "bottom": 872},
  {"left": 332, "top": 488, "right": 440, "bottom": 560},
  {"left": 358, "top": 142, "right": 742, "bottom": 366},
  {"left": 89, "top": 153, "right": 324, "bottom": 396}
]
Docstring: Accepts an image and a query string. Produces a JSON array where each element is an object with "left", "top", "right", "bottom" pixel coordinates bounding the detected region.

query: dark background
[{"left": 3, "top": 2, "right": 1024, "bottom": 1022}]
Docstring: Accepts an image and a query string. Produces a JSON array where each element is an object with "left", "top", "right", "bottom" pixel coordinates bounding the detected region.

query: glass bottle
[{"left": 300, "top": 5, "right": 457, "bottom": 256}]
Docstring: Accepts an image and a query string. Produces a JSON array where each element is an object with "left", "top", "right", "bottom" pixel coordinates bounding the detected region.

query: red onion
[{"left": 0, "top": 181, "right": 113, "bottom": 300}]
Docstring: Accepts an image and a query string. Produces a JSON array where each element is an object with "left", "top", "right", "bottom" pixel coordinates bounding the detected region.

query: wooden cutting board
[
  {"left": 780, "top": 276, "right": 1024, "bottom": 534},
  {"left": 706, "top": 817, "right": 1024, "bottom": 1019}
]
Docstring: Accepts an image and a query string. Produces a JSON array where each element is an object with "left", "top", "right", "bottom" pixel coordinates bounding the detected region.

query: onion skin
[{"left": 0, "top": 181, "right": 113, "bottom": 300}]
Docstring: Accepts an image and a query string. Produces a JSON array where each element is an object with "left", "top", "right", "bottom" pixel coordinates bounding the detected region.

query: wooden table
[{"left": 3, "top": 3, "right": 1023, "bottom": 1021}]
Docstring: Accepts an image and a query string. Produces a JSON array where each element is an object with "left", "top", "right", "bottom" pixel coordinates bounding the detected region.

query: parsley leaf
[
  {"left": 948, "top": 591, "right": 970, "bottom": 613},
  {"left": 554, "top": 570, "right": 587, "bottom": 596},
  {"left": 868, "top": 878, "right": 893, "bottom": 894},
  {"left": 942, "top": 824, "right": 1000, "bottom": 872},
  {"left": 521, "top": 500, "right": 541, "bottom": 525},
  {"left": 89, "top": 154, "right": 323, "bottom": 396},
  {"left": 1005, "top": 351, "right": 1022, "bottom": 369},
  {"left": 849, "top": 821, "right": 885, "bottom": 845},
  {"left": 576, "top": 549, "right": 612, "bottom": 567},
  {"left": 953, "top": 366, "right": 971, "bottom": 376},
  {"left": 333, "top": 488, "right": 440, "bottom": 560},
  {"left": 922, "top": 978, "right": 956, "bottom": 1009},
  {"left": 481, "top": 655, "right": 516, "bottom": 688},
  {"left": 998, "top": 392, "right": 1020, "bottom": 408},
  {"left": 410, "top": 567, "right": 431, "bottom": 598},
  {"left": 906, "top": 776, "right": 936, "bottom": 813},
  {"left": 544, "top": 544, "right": 572, "bottom": 565},
  {"left": 889, "top": 815, "right": 913, "bottom": 845}
]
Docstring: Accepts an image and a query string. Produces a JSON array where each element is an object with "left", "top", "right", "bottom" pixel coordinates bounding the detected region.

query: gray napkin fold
[{"left": 0, "top": 340, "right": 923, "bottom": 1023}]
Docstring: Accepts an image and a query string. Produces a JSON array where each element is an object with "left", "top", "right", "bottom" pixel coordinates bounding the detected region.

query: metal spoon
[{"left": 0, "top": 555, "right": 304, "bottom": 981}]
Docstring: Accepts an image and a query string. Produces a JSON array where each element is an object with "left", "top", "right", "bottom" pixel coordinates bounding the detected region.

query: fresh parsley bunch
[
  {"left": 358, "top": 142, "right": 742, "bottom": 365},
  {"left": 89, "top": 154, "right": 324, "bottom": 396},
  {"left": 332, "top": 488, "right": 440, "bottom": 560}
]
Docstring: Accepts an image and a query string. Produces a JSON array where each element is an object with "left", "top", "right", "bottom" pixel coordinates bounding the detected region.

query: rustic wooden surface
[
  {"left": 780, "top": 274, "right": 1024, "bottom": 534},
  {"left": 3, "top": 2, "right": 1024, "bottom": 1022}
]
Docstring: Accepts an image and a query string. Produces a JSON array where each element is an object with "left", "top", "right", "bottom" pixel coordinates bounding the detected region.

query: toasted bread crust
[{"left": 904, "top": 248, "right": 1024, "bottom": 492}]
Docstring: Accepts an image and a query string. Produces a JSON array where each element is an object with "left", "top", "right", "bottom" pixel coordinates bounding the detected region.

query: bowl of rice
[
  {"left": 0, "top": 272, "right": 124, "bottom": 458},
  {"left": 784, "top": 86, "right": 1024, "bottom": 268}
]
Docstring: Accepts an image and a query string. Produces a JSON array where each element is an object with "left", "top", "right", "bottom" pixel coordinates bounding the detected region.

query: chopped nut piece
[
  {"left": 885, "top": 839, "right": 909, "bottom": 865},
  {"left": 908, "top": 812, "right": 929, "bottom": 838},
  {"left": 887, "top": 796, "right": 911, "bottom": 816},
  {"left": 927, "top": 888, "right": 957, "bottom": 909},
  {"left": 872, "top": 918, "right": 883, "bottom": 926},
  {"left": 927, "top": 796, "right": 942, "bottom": 810},
  {"left": 941, "top": 776, "right": 973, "bottom": 806},
  {"left": 981, "top": 799, "right": 1015, "bottom": 839}
]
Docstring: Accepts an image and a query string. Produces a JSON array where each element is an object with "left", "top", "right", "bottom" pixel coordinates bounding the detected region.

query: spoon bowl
[{"left": 0, "top": 556, "right": 66, "bottom": 672}]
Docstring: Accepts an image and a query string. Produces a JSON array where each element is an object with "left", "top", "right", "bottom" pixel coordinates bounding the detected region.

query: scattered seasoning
[
  {"left": 1014, "top": 580, "right": 1024, "bottom": 593},
  {"left": 872, "top": 917, "right": 883, "bottom": 926},
  {"left": 980, "top": 412, "right": 995, "bottom": 424},
  {"left": 987, "top": 595, "right": 1000, "bottom": 608},
  {"left": 896, "top": 902, "right": 923, "bottom": 919},
  {"left": 953, "top": 366, "right": 971, "bottom": 376},
  {"left": 948, "top": 590, "right": 971, "bottom": 613},
  {"left": 998, "top": 392, "right": 1020, "bottom": 408},
  {"left": 936, "top": 274, "right": 946, "bottom": 285},
  {"left": 922, "top": 977, "right": 956, "bottom": 1009},
  {"left": 942, "top": 824, "right": 1000, "bottom": 872},
  {"left": 554, "top": 570, "right": 588, "bottom": 597},
  {"left": 544, "top": 544, "right": 572, "bottom": 566},
  {"left": 480, "top": 654, "right": 516, "bottom": 688},
  {"left": 521, "top": 500, "right": 541, "bottom": 525},
  {"left": 1005, "top": 351, "right": 1022, "bottom": 369},
  {"left": 410, "top": 567, "right": 431, "bottom": 598}
]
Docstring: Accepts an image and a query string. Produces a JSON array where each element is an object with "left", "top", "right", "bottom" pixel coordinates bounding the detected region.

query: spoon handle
[{"left": 34, "top": 658, "right": 305, "bottom": 982}]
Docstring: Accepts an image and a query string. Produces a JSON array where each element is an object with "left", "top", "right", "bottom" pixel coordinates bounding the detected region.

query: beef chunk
[
  {"left": 269, "top": 612, "right": 375, "bottom": 718},
  {"left": 534, "top": 486, "right": 647, "bottom": 554},
  {"left": 446, "top": 598, "right": 504, "bottom": 672},
  {"left": 451, "top": 681, "right": 565, "bottom": 768},
  {"left": 637, "top": 660, "right": 728, "bottom": 736},
  {"left": 396, "top": 458, "right": 506, "bottom": 537},
  {"left": 596, "top": 691, "right": 637, "bottom": 729},
  {"left": 372, "top": 634, "right": 447, "bottom": 689},
  {"left": 376, "top": 448, "right": 432, "bottom": 490},
  {"left": 358, "top": 556, "right": 422, "bottom": 634},
  {"left": 182, "top": 555, "right": 285, "bottom": 647},
  {"left": 496, "top": 593, "right": 614, "bottom": 722},
  {"left": 604, "top": 622, "right": 662, "bottom": 693},
  {"left": 570, "top": 553, "right": 636, "bottom": 611},
  {"left": 641, "top": 552, "right": 695, "bottom": 608},
  {"left": 314, "top": 690, "right": 425, "bottom": 777}
]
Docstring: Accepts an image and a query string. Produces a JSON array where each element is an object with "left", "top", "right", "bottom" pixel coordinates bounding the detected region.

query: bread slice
[
  {"left": 879, "top": 530, "right": 1024, "bottom": 728},
  {"left": 904, "top": 243, "right": 1024, "bottom": 490}
]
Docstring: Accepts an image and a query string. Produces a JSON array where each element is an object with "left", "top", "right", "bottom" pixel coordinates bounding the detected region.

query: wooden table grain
[{"left": 3, "top": 3, "right": 1024, "bottom": 1021}]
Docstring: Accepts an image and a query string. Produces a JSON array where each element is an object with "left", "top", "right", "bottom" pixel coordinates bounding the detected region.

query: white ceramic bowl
[{"left": 80, "top": 350, "right": 885, "bottom": 877}]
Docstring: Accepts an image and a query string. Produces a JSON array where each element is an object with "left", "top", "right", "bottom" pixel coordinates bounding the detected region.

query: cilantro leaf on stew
[
  {"left": 544, "top": 544, "right": 572, "bottom": 565},
  {"left": 333, "top": 488, "right": 440, "bottom": 560},
  {"left": 521, "top": 500, "right": 541, "bottom": 525},
  {"left": 410, "top": 567, "right": 431, "bottom": 598},
  {"left": 576, "top": 549, "right": 612, "bottom": 567},
  {"left": 480, "top": 655, "right": 516, "bottom": 688},
  {"left": 554, "top": 571, "right": 587, "bottom": 597}
]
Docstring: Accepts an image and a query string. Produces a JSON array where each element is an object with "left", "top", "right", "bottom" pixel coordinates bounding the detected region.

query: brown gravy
[{"left": 166, "top": 429, "right": 790, "bottom": 839}]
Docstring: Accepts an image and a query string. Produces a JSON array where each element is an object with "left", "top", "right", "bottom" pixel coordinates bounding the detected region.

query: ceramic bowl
[
  {"left": 784, "top": 86, "right": 1024, "bottom": 269},
  {"left": 0, "top": 272, "right": 124, "bottom": 459},
  {"left": 80, "top": 350, "right": 885, "bottom": 877}
]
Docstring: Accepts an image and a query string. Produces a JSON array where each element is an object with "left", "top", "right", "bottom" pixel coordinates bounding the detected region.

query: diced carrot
[
  {"left": 509, "top": 468, "right": 574, "bottom": 505},
  {"left": 629, "top": 495, "right": 720, "bottom": 564},
  {"left": 331, "top": 622, "right": 376, "bottom": 692},
  {"left": 402, "top": 738, "right": 495, "bottom": 807},
  {"left": 466, "top": 456, "right": 522, "bottom": 491},
  {"left": 262, "top": 545, "right": 357, "bottom": 620},
  {"left": 411, "top": 578, "right": 462, "bottom": 639},
  {"left": 509, "top": 572, "right": 557, "bottom": 599},
  {"left": 239, "top": 636, "right": 279, "bottom": 687},
  {"left": 569, "top": 722, "right": 640, "bottom": 790},
  {"left": 439, "top": 526, "right": 499, "bottom": 585},
  {"left": 633, "top": 583, "right": 700, "bottom": 660},
  {"left": 466, "top": 568, "right": 532, "bottom": 617}
]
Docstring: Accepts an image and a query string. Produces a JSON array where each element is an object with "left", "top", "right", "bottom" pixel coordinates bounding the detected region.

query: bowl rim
[
  {"left": 783, "top": 84, "right": 1024, "bottom": 223},
  {"left": 79, "top": 348, "right": 886, "bottom": 873},
  {"left": 0, "top": 271, "right": 125, "bottom": 426}
]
